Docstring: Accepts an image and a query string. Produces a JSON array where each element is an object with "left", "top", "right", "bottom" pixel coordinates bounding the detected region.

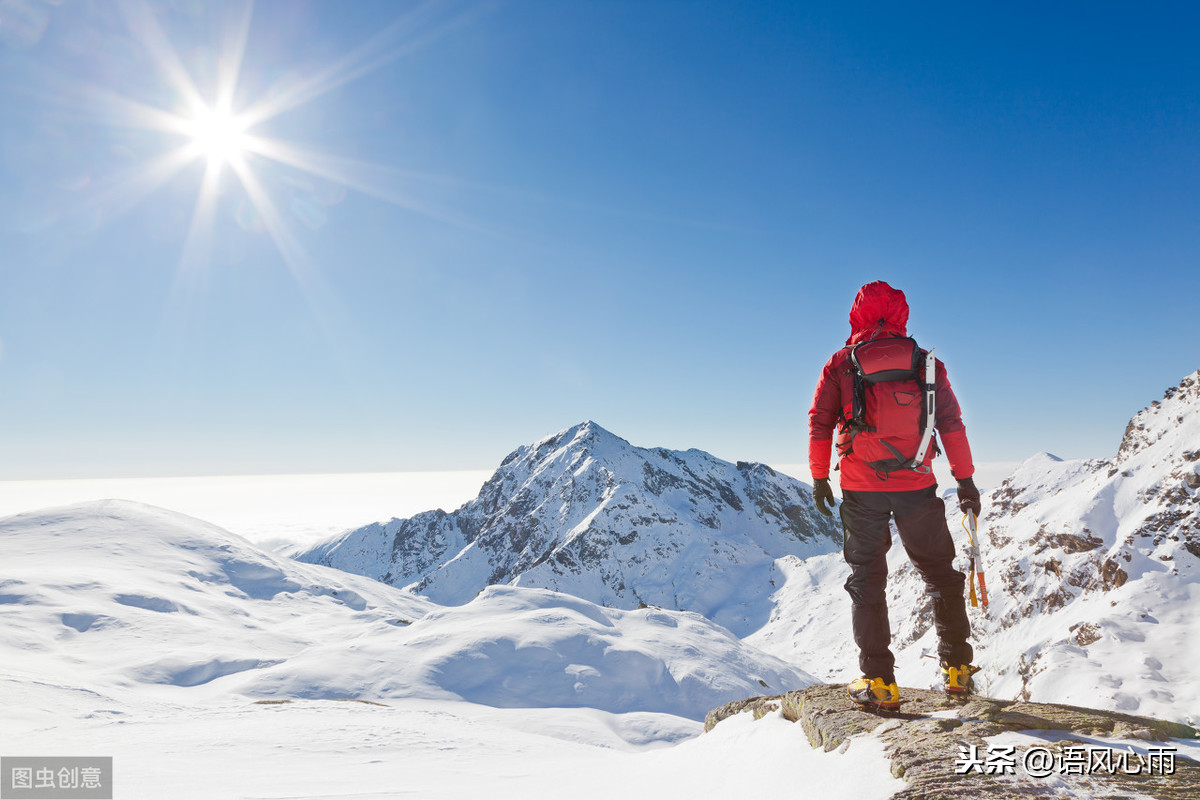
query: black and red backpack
[{"left": 835, "top": 335, "right": 939, "bottom": 477}]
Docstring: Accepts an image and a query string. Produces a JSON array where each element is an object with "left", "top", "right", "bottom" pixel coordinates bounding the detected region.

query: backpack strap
[{"left": 911, "top": 347, "right": 938, "bottom": 467}]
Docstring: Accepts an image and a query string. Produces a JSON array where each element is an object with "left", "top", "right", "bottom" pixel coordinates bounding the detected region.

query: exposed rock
[
  {"left": 1069, "top": 621, "right": 1102, "bottom": 647},
  {"left": 707, "top": 684, "right": 1198, "bottom": 799}
]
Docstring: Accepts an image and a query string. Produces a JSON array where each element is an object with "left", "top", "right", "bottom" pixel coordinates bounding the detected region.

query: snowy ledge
[{"left": 705, "top": 684, "right": 1199, "bottom": 799}]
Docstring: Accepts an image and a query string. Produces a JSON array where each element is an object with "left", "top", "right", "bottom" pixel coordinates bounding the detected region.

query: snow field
[
  {"left": 0, "top": 500, "right": 811, "bottom": 720},
  {"left": 0, "top": 499, "right": 887, "bottom": 799},
  {"left": 2, "top": 687, "right": 904, "bottom": 800}
]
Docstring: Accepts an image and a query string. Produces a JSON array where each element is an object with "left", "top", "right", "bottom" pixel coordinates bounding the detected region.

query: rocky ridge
[{"left": 707, "top": 684, "right": 1198, "bottom": 799}]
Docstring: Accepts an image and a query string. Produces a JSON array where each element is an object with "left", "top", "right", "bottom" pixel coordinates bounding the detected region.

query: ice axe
[{"left": 962, "top": 510, "right": 989, "bottom": 610}]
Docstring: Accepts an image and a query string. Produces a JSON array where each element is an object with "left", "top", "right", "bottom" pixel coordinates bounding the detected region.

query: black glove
[
  {"left": 813, "top": 478, "right": 836, "bottom": 517},
  {"left": 957, "top": 477, "right": 981, "bottom": 517}
]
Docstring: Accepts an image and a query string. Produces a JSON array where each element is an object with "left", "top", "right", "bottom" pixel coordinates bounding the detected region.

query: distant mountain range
[{"left": 296, "top": 421, "right": 842, "bottom": 636}]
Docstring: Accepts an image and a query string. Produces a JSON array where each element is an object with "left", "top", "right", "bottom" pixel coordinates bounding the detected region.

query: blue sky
[{"left": 1, "top": 0, "right": 1198, "bottom": 480}]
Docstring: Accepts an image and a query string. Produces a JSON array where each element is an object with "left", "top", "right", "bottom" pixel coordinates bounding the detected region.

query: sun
[
  {"left": 83, "top": 0, "right": 475, "bottom": 306},
  {"left": 183, "top": 104, "right": 250, "bottom": 168}
]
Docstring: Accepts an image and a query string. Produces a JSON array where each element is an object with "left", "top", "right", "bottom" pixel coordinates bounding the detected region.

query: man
[{"left": 808, "top": 280, "right": 982, "bottom": 710}]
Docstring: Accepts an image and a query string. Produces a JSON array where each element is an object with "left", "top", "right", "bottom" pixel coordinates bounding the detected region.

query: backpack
[{"left": 836, "top": 335, "right": 939, "bottom": 476}]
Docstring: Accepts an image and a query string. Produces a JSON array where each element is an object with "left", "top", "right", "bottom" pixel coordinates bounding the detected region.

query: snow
[
  {"left": 0, "top": 501, "right": 810, "bottom": 716},
  {"left": 3, "top": 688, "right": 904, "bottom": 800},
  {"left": 0, "top": 500, "right": 851, "bottom": 799},
  {"left": 743, "top": 551, "right": 860, "bottom": 683},
  {"left": 957, "top": 394, "right": 1200, "bottom": 725}
]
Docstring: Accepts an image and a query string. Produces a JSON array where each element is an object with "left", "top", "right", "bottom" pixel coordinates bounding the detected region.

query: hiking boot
[
  {"left": 847, "top": 676, "right": 900, "bottom": 710},
  {"left": 941, "top": 662, "right": 979, "bottom": 695}
]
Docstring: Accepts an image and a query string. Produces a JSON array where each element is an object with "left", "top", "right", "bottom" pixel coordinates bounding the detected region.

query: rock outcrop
[{"left": 707, "top": 684, "right": 1198, "bottom": 799}]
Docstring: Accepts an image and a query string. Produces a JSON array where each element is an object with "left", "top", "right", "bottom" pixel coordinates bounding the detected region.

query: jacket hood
[{"left": 847, "top": 281, "right": 909, "bottom": 345}]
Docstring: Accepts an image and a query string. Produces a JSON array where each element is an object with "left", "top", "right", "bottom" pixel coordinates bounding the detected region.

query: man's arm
[
  {"left": 934, "top": 359, "right": 981, "bottom": 514},
  {"left": 808, "top": 355, "right": 843, "bottom": 481}
]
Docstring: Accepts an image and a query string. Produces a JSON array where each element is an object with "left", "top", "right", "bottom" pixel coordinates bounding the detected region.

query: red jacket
[{"left": 808, "top": 282, "right": 974, "bottom": 491}]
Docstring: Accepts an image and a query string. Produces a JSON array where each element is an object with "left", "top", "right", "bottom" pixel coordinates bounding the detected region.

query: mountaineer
[{"left": 807, "top": 280, "right": 982, "bottom": 710}]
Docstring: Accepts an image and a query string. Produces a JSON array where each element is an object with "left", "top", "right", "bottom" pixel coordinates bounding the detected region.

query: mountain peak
[
  {"left": 548, "top": 419, "right": 629, "bottom": 450},
  {"left": 496, "top": 421, "right": 629, "bottom": 470},
  {"left": 1117, "top": 369, "right": 1200, "bottom": 462},
  {"left": 298, "top": 424, "right": 841, "bottom": 635}
]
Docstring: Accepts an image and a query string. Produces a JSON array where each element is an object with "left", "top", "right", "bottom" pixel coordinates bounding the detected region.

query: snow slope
[
  {"left": 0, "top": 500, "right": 812, "bottom": 722},
  {"left": 1, "top": 498, "right": 847, "bottom": 798},
  {"left": 750, "top": 370, "right": 1200, "bottom": 725},
  {"left": 297, "top": 421, "right": 841, "bottom": 637},
  {"left": 2, "top": 692, "right": 905, "bottom": 800}
]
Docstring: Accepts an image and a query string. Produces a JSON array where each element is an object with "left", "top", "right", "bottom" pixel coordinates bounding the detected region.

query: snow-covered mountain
[
  {"left": 296, "top": 421, "right": 841, "bottom": 636},
  {"left": 750, "top": 369, "right": 1200, "bottom": 725},
  {"left": 0, "top": 500, "right": 814, "bottom": 721}
]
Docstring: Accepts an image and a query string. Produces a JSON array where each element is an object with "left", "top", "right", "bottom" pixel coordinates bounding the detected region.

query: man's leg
[
  {"left": 840, "top": 490, "right": 897, "bottom": 682},
  {"left": 892, "top": 486, "right": 973, "bottom": 667}
]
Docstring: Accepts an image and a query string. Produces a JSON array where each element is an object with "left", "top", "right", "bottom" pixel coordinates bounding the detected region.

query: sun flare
[
  {"left": 183, "top": 104, "right": 250, "bottom": 167},
  {"left": 79, "top": 0, "right": 470, "bottom": 309}
]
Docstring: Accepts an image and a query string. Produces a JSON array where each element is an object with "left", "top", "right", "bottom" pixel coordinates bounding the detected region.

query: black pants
[{"left": 840, "top": 486, "right": 972, "bottom": 684}]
